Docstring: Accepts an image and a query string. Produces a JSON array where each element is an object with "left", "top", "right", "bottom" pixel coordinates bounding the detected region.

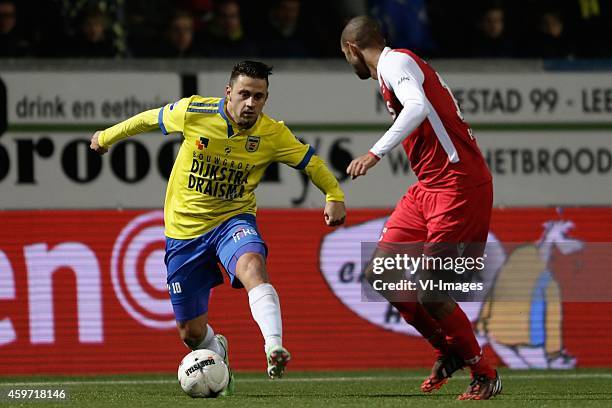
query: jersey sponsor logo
[
  {"left": 188, "top": 155, "right": 253, "bottom": 200},
  {"left": 246, "top": 136, "right": 260, "bottom": 152},
  {"left": 196, "top": 137, "right": 209, "bottom": 150}
]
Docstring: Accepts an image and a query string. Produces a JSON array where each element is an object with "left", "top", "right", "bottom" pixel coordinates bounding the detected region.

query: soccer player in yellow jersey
[{"left": 90, "top": 61, "right": 346, "bottom": 389}]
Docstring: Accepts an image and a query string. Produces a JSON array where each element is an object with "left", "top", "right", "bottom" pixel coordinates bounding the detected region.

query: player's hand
[
  {"left": 90, "top": 131, "right": 108, "bottom": 155},
  {"left": 324, "top": 201, "right": 346, "bottom": 227},
  {"left": 346, "top": 153, "right": 379, "bottom": 179}
]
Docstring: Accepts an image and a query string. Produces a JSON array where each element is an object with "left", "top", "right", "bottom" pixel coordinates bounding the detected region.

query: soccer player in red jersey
[{"left": 341, "top": 16, "right": 501, "bottom": 400}]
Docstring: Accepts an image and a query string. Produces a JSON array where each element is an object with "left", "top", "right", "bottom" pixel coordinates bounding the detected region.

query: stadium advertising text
[
  {"left": 2, "top": 73, "right": 180, "bottom": 124},
  {"left": 14, "top": 95, "right": 169, "bottom": 121},
  {"left": 2, "top": 71, "right": 612, "bottom": 129},
  {"left": 445, "top": 73, "right": 612, "bottom": 122},
  {"left": 196, "top": 71, "right": 612, "bottom": 124},
  {"left": 1, "top": 131, "right": 611, "bottom": 208}
]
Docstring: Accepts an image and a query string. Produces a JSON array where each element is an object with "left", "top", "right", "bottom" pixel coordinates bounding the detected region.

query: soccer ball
[{"left": 177, "top": 349, "right": 229, "bottom": 398}]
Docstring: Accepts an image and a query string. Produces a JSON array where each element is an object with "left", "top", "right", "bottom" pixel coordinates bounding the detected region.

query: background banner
[
  {"left": 2, "top": 72, "right": 612, "bottom": 126},
  {"left": 1, "top": 73, "right": 180, "bottom": 125},
  {"left": 199, "top": 72, "right": 612, "bottom": 125},
  {"left": 1, "top": 208, "right": 611, "bottom": 374},
  {"left": 1, "top": 131, "right": 610, "bottom": 209}
]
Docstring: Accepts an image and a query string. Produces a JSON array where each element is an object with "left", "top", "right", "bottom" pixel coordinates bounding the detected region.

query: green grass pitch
[{"left": 1, "top": 369, "right": 611, "bottom": 407}]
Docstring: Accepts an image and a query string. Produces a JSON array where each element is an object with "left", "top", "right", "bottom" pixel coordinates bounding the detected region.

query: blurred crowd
[{"left": 1, "top": 0, "right": 611, "bottom": 59}]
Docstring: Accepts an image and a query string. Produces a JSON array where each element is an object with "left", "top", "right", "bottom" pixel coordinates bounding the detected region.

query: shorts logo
[
  {"left": 246, "top": 136, "right": 260, "bottom": 152},
  {"left": 196, "top": 137, "right": 209, "bottom": 150},
  {"left": 232, "top": 227, "right": 258, "bottom": 242}
]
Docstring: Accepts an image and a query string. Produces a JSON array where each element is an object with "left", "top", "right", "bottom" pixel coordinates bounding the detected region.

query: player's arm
[
  {"left": 305, "top": 156, "right": 346, "bottom": 226},
  {"left": 275, "top": 127, "right": 346, "bottom": 226},
  {"left": 90, "top": 98, "right": 191, "bottom": 154},
  {"left": 347, "top": 55, "right": 429, "bottom": 179}
]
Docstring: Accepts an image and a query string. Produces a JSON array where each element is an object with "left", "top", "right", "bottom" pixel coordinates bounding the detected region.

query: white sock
[
  {"left": 193, "top": 324, "right": 226, "bottom": 359},
  {"left": 248, "top": 283, "right": 283, "bottom": 352}
]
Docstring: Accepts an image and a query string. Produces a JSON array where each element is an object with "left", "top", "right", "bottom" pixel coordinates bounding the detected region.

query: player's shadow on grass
[
  {"left": 503, "top": 396, "right": 612, "bottom": 401},
  {"left": 348, "top": 393, "right": 455, "bottom": 398},
  {"left": 241, "top": 393, "right": 456, "bottom": 398}
]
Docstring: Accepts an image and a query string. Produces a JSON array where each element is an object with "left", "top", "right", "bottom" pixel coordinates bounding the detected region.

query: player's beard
[
  {"left": 353, "top": 53, "right": 371, "bottom": 80},
  {"left": 237, "top": 113, "right": 258, "bottom": 129}
]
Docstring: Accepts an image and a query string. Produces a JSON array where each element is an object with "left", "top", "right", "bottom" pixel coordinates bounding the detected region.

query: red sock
[
  {"left": 436, "top": 305, "right": 496, "bottom": 378},
  {"left": 393, "top": 302, "right": 450, "bottom": 356}
]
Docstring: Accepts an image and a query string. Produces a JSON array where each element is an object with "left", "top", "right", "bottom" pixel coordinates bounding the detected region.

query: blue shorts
[{"left": 165, "top": 214, "right": 267, "bottom": 322}]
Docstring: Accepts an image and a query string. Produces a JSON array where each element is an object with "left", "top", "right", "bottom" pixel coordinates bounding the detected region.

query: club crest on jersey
[
  {"left": 245, "top": 136, "right": 260, "bottom": 152},
  {"left": 196, "top": 137, "right": 209, "bottom": 150}
]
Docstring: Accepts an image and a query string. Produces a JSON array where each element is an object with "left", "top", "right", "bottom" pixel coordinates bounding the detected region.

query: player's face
[
  {"left": 226, "top": 75, "right": 268, "bottom": 128},
  {"left": 341, "top": 42, "right": 370, "bottom": 80}
]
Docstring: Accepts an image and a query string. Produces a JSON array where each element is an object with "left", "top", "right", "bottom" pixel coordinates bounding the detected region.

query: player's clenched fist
[
  {"left": 90, "top": 131, "right": 108, "bottom": 155},
  {"left": 346, "top": 152, "right": 380, "bottom": 179},
  {"left": 324, "top": 201, "right": 346, "bottom": 226}
]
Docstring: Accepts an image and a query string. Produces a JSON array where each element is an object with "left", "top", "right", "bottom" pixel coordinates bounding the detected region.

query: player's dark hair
[
  {"left": 229, "top": 61, "right": 273, "bottom": 86},
  {"left": 341, "top": 16, "right": 385, "bottom": 49}
]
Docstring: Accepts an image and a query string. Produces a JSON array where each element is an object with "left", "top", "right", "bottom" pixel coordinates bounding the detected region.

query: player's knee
[
  {"left": 416, "top": 267, "right": 455, "bottom": 318},
  {"left": 177, "top": 322, "right": 205, "bottom": 348},
  {"left": 392, "top": 302, "right": 418, "bottom": 322},
  {"left": 418, "top": 293, "right": 456, "bottom": 319},
  {"left": 418, "top": 299, "right": 441, "bottom": 316},
  {"left": 236, "top": 252, "right": 268, "bottom": 289}
]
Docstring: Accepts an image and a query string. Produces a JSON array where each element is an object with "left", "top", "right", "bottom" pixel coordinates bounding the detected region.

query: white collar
[{"left": 377, "top": 47, "right": 393, "bottom": 81}]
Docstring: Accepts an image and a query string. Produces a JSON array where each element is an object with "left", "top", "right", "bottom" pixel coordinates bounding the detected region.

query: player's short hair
[
  {"left": 229, "top": 61, "right": 273, "bottom": 86},
  {"left": 341, "top": 16, "right": 385, "bottom": 49}
]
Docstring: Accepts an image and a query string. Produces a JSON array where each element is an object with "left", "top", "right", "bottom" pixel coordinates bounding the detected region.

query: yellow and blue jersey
[{"left": 99, "top": 95, "right": 343, "bottom": 239}]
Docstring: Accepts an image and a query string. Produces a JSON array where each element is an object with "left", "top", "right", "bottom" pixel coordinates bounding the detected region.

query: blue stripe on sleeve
[
  {"left": 293, "top": 145, "right": 316, "bottom": 170},
  {"left": 158, "top": 106, "right": 168, "bottom": 135},
  {"left": 190, "top": 102, "right": 219, "bottom": 107}
]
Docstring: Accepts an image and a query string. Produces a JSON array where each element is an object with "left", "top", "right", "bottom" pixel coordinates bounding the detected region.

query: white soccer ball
[{"left": 177, "top": 349, "right": 229, "bottom": 398}]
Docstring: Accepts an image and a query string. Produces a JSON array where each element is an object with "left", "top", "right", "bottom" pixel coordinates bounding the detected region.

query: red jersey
[{"left": 376, "top": 47, "right": 491, "bottom": 190}]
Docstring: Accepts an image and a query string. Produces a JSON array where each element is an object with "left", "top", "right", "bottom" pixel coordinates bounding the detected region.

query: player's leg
[
  {"left": 215, "top": 214, "right": 290, "bottom": 379},
  {"left": 414, "top": 262, "right": 469, "bottom": 392},
  {"left": 368, "top": 187, "right": 462, "bottom": 392},
  {"left": 165, "top": 236, "right": 234, "bottom": 395},
  {"left": 374, "top": 187, "right": 451, "bottom": 357},
  {"left": 365, "top": 246, "right": 449, "bottom": 355},
  {"left": 175, "top": 312, "right": 227, "bottom": 356},
  {"left": 236, "top": 252, "right": 291, "bottom": 379},
  {"left": 421, "top": 182, "right": 501, "bottom": 400}
]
